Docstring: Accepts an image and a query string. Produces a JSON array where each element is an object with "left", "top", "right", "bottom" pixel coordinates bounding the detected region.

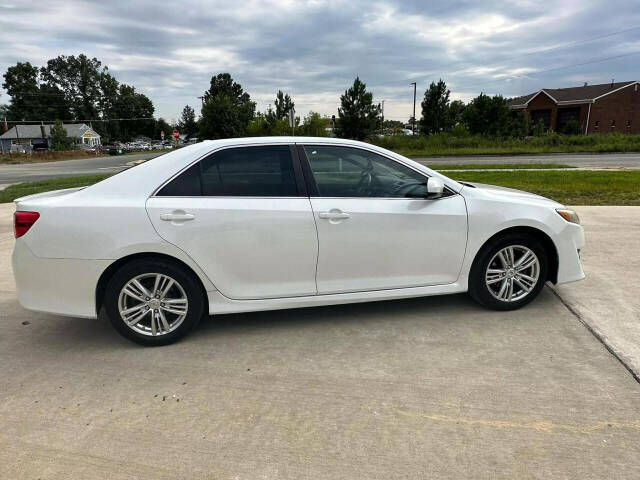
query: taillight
[{"left": 14, "top": 211, "right": 40, "bottom": 239}]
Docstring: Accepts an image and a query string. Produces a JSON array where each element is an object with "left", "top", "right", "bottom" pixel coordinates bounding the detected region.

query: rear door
[
  {"left": 146, "top": 144, "right": 318, "bottom": 300},
  {"left": 300, "top": 144, "right": 468, "bottom": 294}
]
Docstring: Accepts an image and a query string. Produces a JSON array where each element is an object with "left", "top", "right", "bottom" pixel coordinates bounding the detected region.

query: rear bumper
[
  {"left": 555, "top": 223, "right": 585, "bottom": 284},
  {"left": 12, "top": 240, "right": 110, "bottom": 318}
]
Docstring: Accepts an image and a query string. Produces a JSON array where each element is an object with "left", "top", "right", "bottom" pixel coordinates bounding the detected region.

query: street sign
[
  {"left": 160, "top": 130, "right": 165, "bottom": 140},
  {"left": 172, "top": 129, "right": 179, "bottom": 140}
]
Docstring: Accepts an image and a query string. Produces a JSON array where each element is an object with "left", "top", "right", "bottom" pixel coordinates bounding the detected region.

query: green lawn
[
  {"left": 428, "top": 163, "right": 574, "bottom": 170},
  {"left": 372, "top": 132, "right": 640, "bottom": 157},
  {"left": 448, "top": 170, "right": 640, "bottom": 205},
  {"left": 2, "top": 170, "right": 639, "bottom": 206},
  {"left": 0, "top": 174, "right": 111, "bottom": 203}
]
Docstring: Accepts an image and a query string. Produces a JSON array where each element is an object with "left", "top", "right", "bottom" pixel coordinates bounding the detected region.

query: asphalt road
[
  {"left": 1, "top": 151, "right": 640, "bottom": 185},
  {"left": 1, "top": 203, "right": 639, "bottom": 479},
  {"left": 0, "top": 152, "right": 162, "bottom": 185},
  {"left": 413, "top": 152, "right": 640, "bottom": 168}
]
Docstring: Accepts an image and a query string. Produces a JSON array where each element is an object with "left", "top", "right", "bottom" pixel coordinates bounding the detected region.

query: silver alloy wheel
[
  {"left": 118, "top": 273, "right": 188, "bottom": 336},
  {"left": 485, "top": 245, "right": 540, "bottom": 302}
]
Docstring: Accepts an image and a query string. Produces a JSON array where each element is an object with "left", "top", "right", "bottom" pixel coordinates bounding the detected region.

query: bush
[{"left": 562, "top": 119, "right": 582, "bottom": 135}]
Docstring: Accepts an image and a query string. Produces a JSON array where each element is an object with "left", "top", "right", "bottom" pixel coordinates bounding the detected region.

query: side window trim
[
  {"left": 154, "top": 143, "right": 307, "bottom": 198},
  {"left": 290, "top": 144, "right": 308, "bottom": 197},
  {"left": 296, "top": 144, "right": 319, "bottom": 196}
]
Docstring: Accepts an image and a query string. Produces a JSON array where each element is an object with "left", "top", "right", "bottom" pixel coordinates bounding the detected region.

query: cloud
[{"left": 0, "top": 0, "right": 639, "bottom": 123}]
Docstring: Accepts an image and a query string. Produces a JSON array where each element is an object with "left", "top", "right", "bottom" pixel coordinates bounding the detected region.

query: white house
[{"left": 0, "top": 123, "right": 101, "bottom": 153}]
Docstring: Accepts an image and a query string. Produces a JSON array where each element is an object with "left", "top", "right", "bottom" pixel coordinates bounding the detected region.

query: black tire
[
  {"left": 468, "top": 233, "right": 548, "bottom": 311},
  {"left": 104, "top": 258, "right": 205, "bottom": 346}
]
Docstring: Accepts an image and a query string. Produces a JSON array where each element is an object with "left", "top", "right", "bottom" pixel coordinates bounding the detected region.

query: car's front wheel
[
  {"left": 469, "top": 233, "right": 548, "bottom": 310},
  {"left": 104, "top": 259, "right": 205, "bottom": 346}
]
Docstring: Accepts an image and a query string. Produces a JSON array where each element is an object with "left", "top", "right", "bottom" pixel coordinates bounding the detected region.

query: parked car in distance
[
  {"left": 79, "top": 144, "right": 104, "bottom": 155},
  {"left": 103, "top": 143, "right": 125, "bottom": 155},
  {"left": 31, "top": 139, "right": 49, "bottom": 152},
  {"left": 12, "top": 137, "right": 585, "bottom": 346}
]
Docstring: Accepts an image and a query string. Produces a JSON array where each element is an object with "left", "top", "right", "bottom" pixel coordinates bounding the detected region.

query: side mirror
[{"left": 426, "top": 177, "right": 445, "bottom": 199}]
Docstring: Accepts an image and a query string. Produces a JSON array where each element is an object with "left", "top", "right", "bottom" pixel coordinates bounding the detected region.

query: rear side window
[
  {"left": 157, "top": 145, "right": 298, "bottom": 197},
  {"left": 157, "top": 163, "right": 201, "bottom": 196}
]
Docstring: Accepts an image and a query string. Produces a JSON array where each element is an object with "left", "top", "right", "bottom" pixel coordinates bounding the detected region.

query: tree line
[
  {"left": 195, "top": 74, "right": 545, "bottom": 141},
  {"left": 1, "top": 55, "right": 160, "bottom": 141},
  {"left": 2, "top": 55, "right": 570, "bottom": 145}
]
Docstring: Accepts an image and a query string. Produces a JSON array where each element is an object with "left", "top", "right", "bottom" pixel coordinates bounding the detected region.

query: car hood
[{"left": 461, "top": 182, "right": 563, "bottom": 207}]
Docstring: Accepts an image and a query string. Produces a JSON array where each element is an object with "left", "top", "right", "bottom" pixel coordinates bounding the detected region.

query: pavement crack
[{"left": 549, "top": 285, "right": 640, "bottom": 385}]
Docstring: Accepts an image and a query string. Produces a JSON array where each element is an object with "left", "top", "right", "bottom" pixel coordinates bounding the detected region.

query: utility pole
[{"left": 410, "top": 82, "right": 417, "bottom": 134}]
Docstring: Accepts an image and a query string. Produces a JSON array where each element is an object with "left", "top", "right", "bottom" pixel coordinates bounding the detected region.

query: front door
[
  {"left": 300, "top": 145, "right": 467, "bottom": 294},
  {"left": 146, "top": 144, "right": 318, "bottom": 300}
]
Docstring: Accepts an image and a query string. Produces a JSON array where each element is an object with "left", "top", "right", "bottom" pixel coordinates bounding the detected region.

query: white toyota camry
[{"left": 12, "top": 137, "right": 585, "bottom": 345}]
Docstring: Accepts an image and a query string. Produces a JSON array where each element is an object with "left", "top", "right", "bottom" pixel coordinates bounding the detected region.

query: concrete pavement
[
  {"left": 1, "top": 203, "right": 640, "bottom": 479},
  {"left": 555, "top": 207, "right": 640, "bottom": 379}
]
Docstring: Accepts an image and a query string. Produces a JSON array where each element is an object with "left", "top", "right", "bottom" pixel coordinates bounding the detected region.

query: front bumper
[
  {"left": 12, "top": 240, "right": 111, "bottom": 318},
  {"left": 555, "top": 222, "right": 585, "bottom": 284}
]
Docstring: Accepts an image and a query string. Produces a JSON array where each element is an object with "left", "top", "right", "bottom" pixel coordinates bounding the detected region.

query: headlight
[{"left": 556, "top": 209, "right": 580, "bottom": 225}]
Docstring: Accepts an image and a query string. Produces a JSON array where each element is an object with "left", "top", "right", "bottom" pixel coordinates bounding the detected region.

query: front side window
[
  {"left": 157, "top": 145, "right": 298, "bottom": 197},
  {"left": 303, "top": 145, "right": 428, "bottom": 198}
]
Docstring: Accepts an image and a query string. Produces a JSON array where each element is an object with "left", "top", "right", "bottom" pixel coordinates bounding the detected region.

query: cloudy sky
[{"left": 1, "top": 0, "right": 639, "bottom": 123}]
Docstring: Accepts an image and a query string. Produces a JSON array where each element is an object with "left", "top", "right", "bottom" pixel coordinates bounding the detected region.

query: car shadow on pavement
[
  {"left": 6, "top": 288, "right": 559, "bottom": 352},
  {"left": 195, "top": 291, "right": 523, "bottom": 338}
]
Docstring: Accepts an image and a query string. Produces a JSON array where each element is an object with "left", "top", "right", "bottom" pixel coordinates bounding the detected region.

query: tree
[
  {"left": 461, "top": 93, "right": 512, "bottom": 136},
  {"left": 40, "top": 54, "right": 107, "bottom": 121},
  {"left": 0, "top": 104, "right": 8, "bottom": 128},
  {"left": 334, "top": 77, "right": 381, "bottom": 140},
  {"left": 274, "top": 90, "right": 294, "bottom": 119},
  {"left": 200, "top": 92, "right": 254, "bottom": 139},
  {"left": 419, "top": 79, "right": 452, "bottom": 135},
  {"left": 2, "top": 62, "right": 40, "bottom": 120},
  {"left": 300, "top": 111, "right": 329, "bottom": 137},
  {"left": 177, "top": 105, "right": 198, "bottom": 139},
  {"left": 448, "top": 100, "right": 466, "bottom": 127},
  {"left": 507, "top": 110, "right": 531, "bottom": 138},
  {"left": 110, "top": 84, "right": 155, "bottom": 140},
  {"left": 204, "top": 73, "right": 250, "bottom": 104},
  {"left": 154, "top": 117, "right": 174, "bottom": 141},
  {"left": 49, "top": 120, "right": 73, "bottom": 150},
  {"left": 199, "top": 73, "right": 255, "bottom": 139}
]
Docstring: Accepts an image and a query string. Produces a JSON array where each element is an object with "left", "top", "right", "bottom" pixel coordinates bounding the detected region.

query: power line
[{"left": 4, "top": 117, "right": 156, "bottom": 124}]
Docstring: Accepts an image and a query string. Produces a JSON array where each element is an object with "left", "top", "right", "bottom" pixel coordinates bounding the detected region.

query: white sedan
[{"left": 12, "top": 137, "right": 585, "bottom": 346}]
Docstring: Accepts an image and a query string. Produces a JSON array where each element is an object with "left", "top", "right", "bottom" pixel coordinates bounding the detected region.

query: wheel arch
[
  {"left": 472, "top": 226, "right": 559, "bottom": 284},
  {"left": 95, "top": 252, "right": 210, "bottom": 315}
]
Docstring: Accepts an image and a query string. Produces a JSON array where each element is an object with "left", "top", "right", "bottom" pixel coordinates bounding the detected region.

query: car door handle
[
  {"left": 318, "top": 211, "right": 350, "bottom": 220},
  {"left": 160, "top": 212, "right": 195, "bottom": 222}
]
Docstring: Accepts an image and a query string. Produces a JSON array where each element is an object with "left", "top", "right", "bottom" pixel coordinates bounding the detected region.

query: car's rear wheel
[
  {"left": 469, "top": 233, "right": 548, "bottom": 310},
  {"left": 104, "top": 259, "right": 205, "bottom": 346}
]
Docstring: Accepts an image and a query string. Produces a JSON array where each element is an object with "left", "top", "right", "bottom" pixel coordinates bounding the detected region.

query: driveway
[{"left": 1, "top": 203, "right": 639, "bottom": 479}]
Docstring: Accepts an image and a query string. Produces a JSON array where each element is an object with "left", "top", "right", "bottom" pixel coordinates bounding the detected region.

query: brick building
[{"left": 508, "top": 81, "right": 640, "bottom": 134}]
